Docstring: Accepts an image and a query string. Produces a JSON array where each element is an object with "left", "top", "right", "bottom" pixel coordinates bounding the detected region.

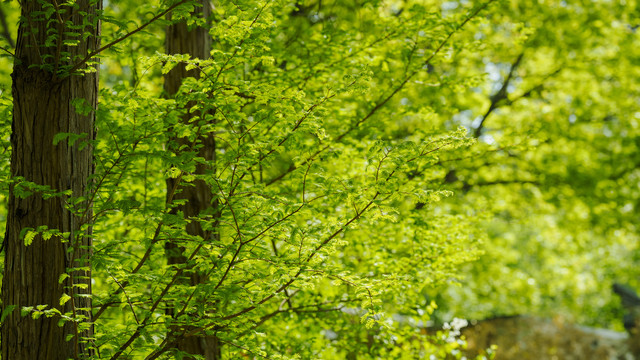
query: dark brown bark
[
  {"left": 164, "top": 2, "right": 220, "bottom": 359},
  {"left": 1, "top": 1, "right": 100, "bottom": 359}
]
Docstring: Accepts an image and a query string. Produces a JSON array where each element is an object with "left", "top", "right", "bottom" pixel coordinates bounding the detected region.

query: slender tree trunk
[
  {"left": 1, "top": 1, "right": 100, "bottom": 359},
  {"left": 164, "top": 2, "right": 220, "bottom": 359}
]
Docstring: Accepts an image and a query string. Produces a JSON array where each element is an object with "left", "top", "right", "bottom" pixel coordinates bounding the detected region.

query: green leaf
[
  {"left": 23, "top": 230, "right": 36, "bottom": 246},
  {"left": 0, "top": 305, "right": 17, "bottom": 323},
  {"left": 58, "top": 273, "right": 70, "bottom": 284},
  {"left": 168, "top": 167, "right": 181, "bottom": 178},
  {"left": 52, "top": 132, "right": 87, "bottom": 146},
  {"left": 20, "top": 307, "right": 33, "bottom": 317},
  {"left": 59, "top": 293, "right": 71, "bottom": 306}
]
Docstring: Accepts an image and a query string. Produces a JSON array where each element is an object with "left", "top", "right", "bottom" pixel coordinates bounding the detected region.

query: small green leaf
[
  {"left": 21, "top": 306, "right": 34, "bottom": 317},
  {"left": 168, "top": 167, "right": 181, "bottom": 178},
  {"left": 59, "top": 273, "right": 70, "bottom": 284},
  {"left": 59, "top": 293, "right": 71, "bottom": 306},
  {"left": 1, "top": 305, "right": 17, "bottom": 323},
  {"left": 162, "top": 61, "right": 177, "bottom": 75},
  {"left": 53, "top": 133, "right": 68, "bottom": 145},
  {"left": 24, "top": 230, "right": 37, "bottom": 246}
]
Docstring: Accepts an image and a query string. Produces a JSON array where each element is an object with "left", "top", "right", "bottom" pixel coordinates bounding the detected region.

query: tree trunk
[
  {"left": 164, "top": 2, "right": 220, "bottom": 359},
  {"left": 1, "top": 1, "right": 100, "bottom": 359}
]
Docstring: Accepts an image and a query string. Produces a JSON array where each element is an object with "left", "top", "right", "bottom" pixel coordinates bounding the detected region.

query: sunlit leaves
[{"left": 0, "top": 0, "right": 569, "bottom": 358}]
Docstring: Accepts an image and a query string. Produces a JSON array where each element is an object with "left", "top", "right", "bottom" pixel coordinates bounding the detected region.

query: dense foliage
[{"left": 0, "top": 0, "right": 639, "bottom": 359}]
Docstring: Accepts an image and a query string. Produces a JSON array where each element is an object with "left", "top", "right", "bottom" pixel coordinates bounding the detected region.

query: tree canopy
[{"left": 0, "top": 0, "right": 639, "bottom": 359}]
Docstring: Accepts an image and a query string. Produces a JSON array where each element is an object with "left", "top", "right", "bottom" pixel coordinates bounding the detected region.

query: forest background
[{"left": 0, "top": 0, "right": 638, "bottom": 359}]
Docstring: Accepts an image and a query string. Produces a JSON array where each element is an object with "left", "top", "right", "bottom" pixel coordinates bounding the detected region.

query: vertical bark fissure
[
  {"left": 1, "top": 1, "right": 100, "bottom": 359},
  {"left": 164, "top": 2, "right": 220, "bottom": 359}
]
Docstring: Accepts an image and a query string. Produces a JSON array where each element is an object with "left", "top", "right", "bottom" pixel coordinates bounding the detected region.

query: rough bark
[
  {"left": 164, "top": 2, "right": 220, "bottom": 359},
  {"left": 1, "top": 1, "right": 100, "bottom": 359}
]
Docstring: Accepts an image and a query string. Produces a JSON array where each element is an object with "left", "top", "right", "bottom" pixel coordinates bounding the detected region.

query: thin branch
[
  {"left": 108, "top": 272, "right": 140, "bottom": 324},
  {"left": 0, "top": 45, "right": 15, "bottom": 58},
  {"left": 150, "top": 134, "right": 459, "bottom": 348},
  {"left": 213, "top": 1, "right": 268, "bottom": 84},
  {"left": 67, "top": 0, "right": 190, "bottom": 75},
  {"left": 510, "top": 67, "right": 562, "bottom": 103},
  {"left": 462, "top": 178, "right": 539, "bottom": 190},
  {"left": 218, "top": 340, "right": 271, "bottom": 359},
  {"left": 474, "top": 52, "right": 524, "bottom": 137},
  {"left": 213, "top": 196, "right": 377, "bottom": 324},
  {"left": 51, "top": 0, "right": 65, "bottom": 74},
  {"left": 271, "top": 239, "right": 293, "bottom": 309},
  {"left": 108, "top": 247, "right": 194, "bottom": 360},
  {"left": 266, "top": 0, "right": 497, "bottom": 186},
  {"left": 93, "top": 151, "right": 192, "bottom": 321},
  {"left": 239, "top": 299, "right": 348, "bottom": 338},
  {"left": 105, "top": 2, "right": 496, "bottom": 356},
  {"left": 284, "top": 29, "right": 398, "bottom": 92}
]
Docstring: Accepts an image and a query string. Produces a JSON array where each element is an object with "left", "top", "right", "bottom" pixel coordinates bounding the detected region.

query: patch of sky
[
  {"left": 479, "top": 134, "right": 496, "bottom": 145},
  {"left": 441, "top": 1, "right": 459, "bottom": 11},
  {"left": 452, "top": 109, "right": 474, "bottom": 130}
]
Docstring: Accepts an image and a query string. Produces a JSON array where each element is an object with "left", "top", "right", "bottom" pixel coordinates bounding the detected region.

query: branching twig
[
  {"left": 68, "top": 0, "right": 190, "bottom": 75},
  {"left": 266, "top": 0, "right": 497, "bottom": 186},
  {"left": 0, "top": 45, "right": 15, "bottom": 58},
  {"left": 474, "top": 52, "right": 524, "bottom": 137},
  {"left": 108, "top": 272, "right": 140, "bottom": 324}
]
